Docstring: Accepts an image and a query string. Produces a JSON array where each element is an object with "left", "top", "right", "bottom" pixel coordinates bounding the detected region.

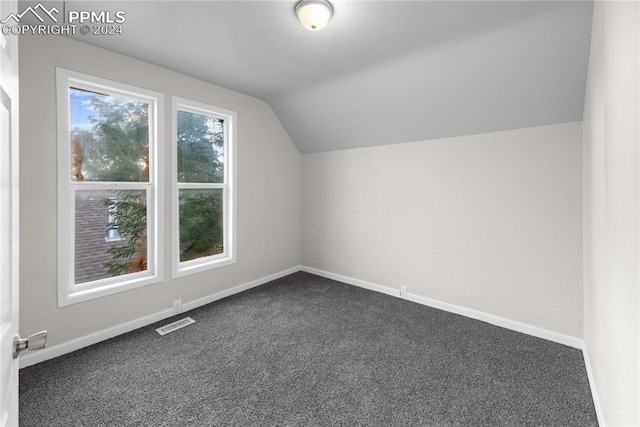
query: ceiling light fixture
[{"left": 295, "top": 0, "right": 333, "bottom": 31}]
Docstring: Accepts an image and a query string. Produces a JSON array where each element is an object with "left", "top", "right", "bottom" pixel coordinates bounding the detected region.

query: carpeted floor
[{"left": 19, "top": 272, "right": 598, "bottom": 426}]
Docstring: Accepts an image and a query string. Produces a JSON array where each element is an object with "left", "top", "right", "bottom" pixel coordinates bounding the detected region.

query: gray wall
[
  {"left": 302, "top": 122, "right": 583, "bottom": 338},
  {"left": 19, "top": 34, "right": 301, "bottom": 347},
  {"left": 583, "top": 1, "right": 639, "bottom": 424}
]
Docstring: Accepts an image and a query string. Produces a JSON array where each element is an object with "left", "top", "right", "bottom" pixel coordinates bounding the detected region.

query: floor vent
[{"left": 156, "top": 317, "right": 195, "bottom": 336}]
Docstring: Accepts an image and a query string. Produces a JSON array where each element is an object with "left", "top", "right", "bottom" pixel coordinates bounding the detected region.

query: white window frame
[
  {"left": 56, "top": 68, "right": 165, "bottom": 306},
  {"left": 171, "top": 97, "right": 236, "bottom": 278}
]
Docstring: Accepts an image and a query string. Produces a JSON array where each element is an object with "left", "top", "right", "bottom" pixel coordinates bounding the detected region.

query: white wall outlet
[
  {"left": 173, "top": 299, "right": 182, "bottom": 314},
  {"left": 400, "top": 286, "right": 408, "bottom": 297}
]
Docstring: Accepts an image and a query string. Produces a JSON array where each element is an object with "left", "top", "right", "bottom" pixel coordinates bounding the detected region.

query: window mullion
[
  {"left": 70, "top": 182, "right": 151, "bottom": 190},
  {"left": 176, "top": 182, "right": 225, "bottom": 190}
]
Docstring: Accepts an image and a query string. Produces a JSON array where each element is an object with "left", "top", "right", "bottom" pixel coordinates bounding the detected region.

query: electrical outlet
[
  {"left": 173, "top": 299, "right": 182, "bottom": 314},
  {"left": 400, "top": 286, "right": 407, "bottom": 297}
]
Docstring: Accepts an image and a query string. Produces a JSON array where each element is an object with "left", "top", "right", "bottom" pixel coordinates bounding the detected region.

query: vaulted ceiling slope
[{"left": 26, "top": 1, "right": 593, "bottom": 153}]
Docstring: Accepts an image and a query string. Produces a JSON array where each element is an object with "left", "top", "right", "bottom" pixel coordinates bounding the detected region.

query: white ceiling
[{"left": 24, "top": 1, "right": 594, "bottom": 153}]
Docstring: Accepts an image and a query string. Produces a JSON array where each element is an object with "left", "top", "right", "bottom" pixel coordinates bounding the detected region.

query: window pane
[
  {"left": 70, "top": 88, "right": 149, "bottom": 182},
  {"left": 75, "top": 189, "right": 147, "bottom": 284},
  {"left": 177, "top": 110, "right": 224, "bottom": 183},
  {"left": 179, "top": 189, "right": 223, "bottom": 262}
]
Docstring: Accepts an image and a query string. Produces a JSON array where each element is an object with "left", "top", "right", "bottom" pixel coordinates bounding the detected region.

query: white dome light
[{"left": 295, "top": 0, "right": 333, "bottom": 31}]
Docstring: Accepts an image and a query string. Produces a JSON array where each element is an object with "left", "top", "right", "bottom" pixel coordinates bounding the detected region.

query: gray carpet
[{"left": 20, "top": 272, "right": 598, "bottom": 426}]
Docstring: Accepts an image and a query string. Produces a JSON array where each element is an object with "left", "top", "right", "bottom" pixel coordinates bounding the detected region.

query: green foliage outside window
[
  {"left": 176, "top": 110, "right": 225, "bottom": 261},
  {"left": 71, "top": 90, "right": 225, "bottom": 276},
  {"left": 102, "top": 192, "right": 147, "bottom": 276}
]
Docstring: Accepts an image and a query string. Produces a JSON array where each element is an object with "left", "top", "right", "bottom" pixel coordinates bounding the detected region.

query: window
[
  {"left": 171, "top": 97, "right": 236, "bottom": 278},
  {"left": 57, "top": 69, "right": 164, "bottom": 306}
]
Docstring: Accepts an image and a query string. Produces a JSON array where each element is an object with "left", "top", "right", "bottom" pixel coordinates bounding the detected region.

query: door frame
[{"left": 0, "top": 0, "right": 20, "bottom": 425}]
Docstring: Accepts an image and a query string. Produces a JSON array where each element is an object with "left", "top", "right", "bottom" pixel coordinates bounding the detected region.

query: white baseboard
[
  {"left": 300, "top": 266, "right": 601, "bottom": 420},
  {"left": 19, "top": 266, "right": 301, "bottom": 368},
  {"left": 301, "top": 266, "right": 401, "bottom": 298},
  {"left": 22, "top": 264, "right": 583, "bottom": 366},
  {"left": 22, "top": 264, "right": 584, "bottom": 360},
  {"left": 582, "top": 344, "right": 606, "bottom": 426},
  {"left": 181, "top": 266, "right": 301, "bottom": 313},
  {"left": 300, "top": 266, "right": 584, "bottom": 349},
  {"left": 21, "top": 264, "right": 599, "bottom": 422}
]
